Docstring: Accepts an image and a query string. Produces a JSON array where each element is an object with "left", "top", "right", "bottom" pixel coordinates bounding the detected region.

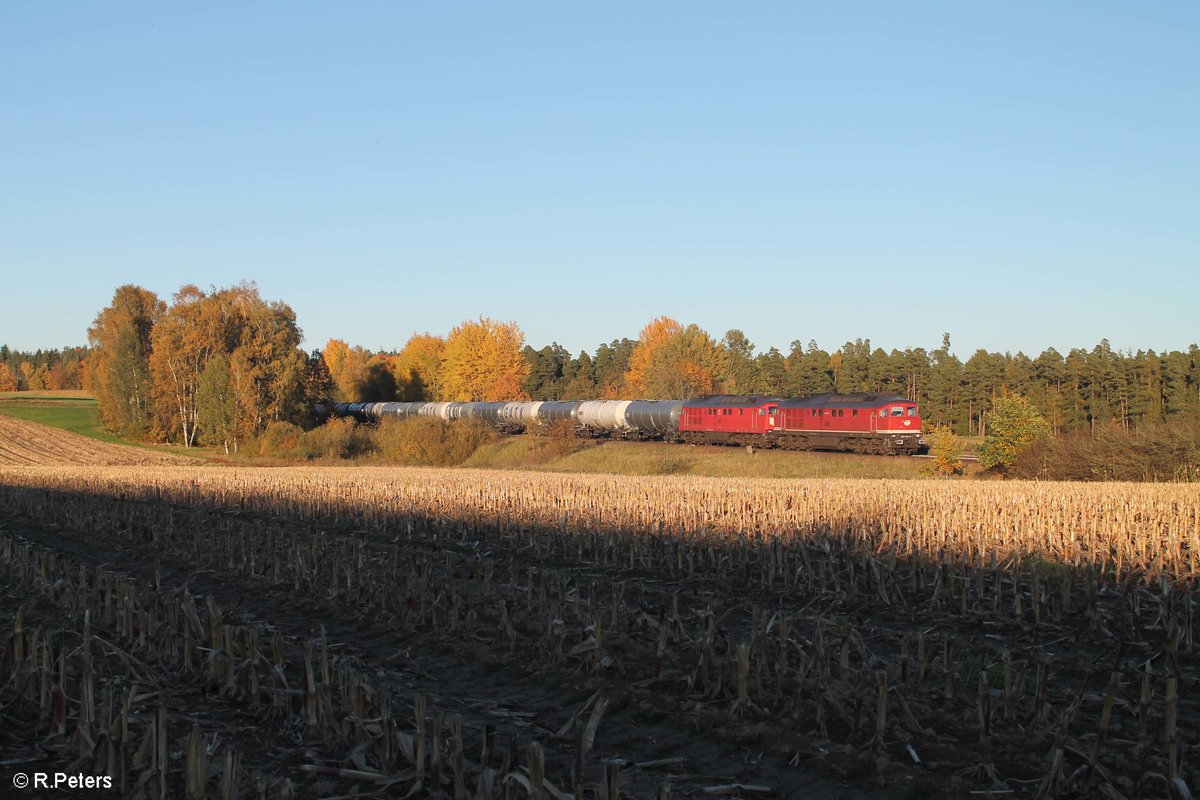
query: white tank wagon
[
  {"left": 498, "top": 401, "right": 544, "bottom": 430},
  {"left": 416, "top": 402, "right": 453, "bottom": 420},
  {"left": 576, "top": 400, "right": 633, "bottom": 436}
]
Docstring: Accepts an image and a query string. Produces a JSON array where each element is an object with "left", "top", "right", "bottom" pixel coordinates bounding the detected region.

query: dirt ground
[
  {"left": 0, "top": 508, "right": 886, "bottom": 799},
  {"left": 0, "top": 415, "right": 194, "bottom": 466},
  {"left": 0, "top": 478, "right": 1194, "bottom": 798}
]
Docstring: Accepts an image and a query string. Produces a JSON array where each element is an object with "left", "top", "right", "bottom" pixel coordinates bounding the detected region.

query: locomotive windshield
[
  {"left": 907, "top": 407, "right": 917, "bottom": 416},
  {"left": 890, "top": 406, "right": 904, "bottom": 416}
]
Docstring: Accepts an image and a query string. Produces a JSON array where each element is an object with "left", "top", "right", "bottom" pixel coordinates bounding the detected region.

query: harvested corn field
[
  {"left": 0, "top": 415, "right": 195, "bottom": 466},
  {"left": 0, "top": 465, "right": 1196, "bottom": 799}
]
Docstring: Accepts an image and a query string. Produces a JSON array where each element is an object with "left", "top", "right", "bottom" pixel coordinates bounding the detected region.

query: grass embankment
[
  {"left": 0, "top": 393, "right": 207, "bottom": 457},
  {"left": 0, "top": 393, "right": 128, "bottom": 445},
  {"left": 465, "top": 436, "right": 961, "bottom": 479}
]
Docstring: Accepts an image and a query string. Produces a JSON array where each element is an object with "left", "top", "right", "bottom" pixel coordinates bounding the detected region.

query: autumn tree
[
  {"left": 88, "top": 284, "right": 164, "bottom": 437},
  {"left": 149, "top": 285, "right": 210, "bottom": 445},
  {"left": 439, "top": 316, "right": 530, "bottom": 401},
  {"left": 322, "top": 339, "right": 360, "bottom": 402},
  {"left": 150, "top": 283, "right": 306, "bottom": 447},
  {"left": 623, "top": 316, "right": 683, "bottom": 397},
  {"left": 927, "top": 426, "right": 965, "bottom": 476},
  {"left": 389, "top": 333, "right": 444, "bottom": 401},
  {"left": 977, "top": 393, "right": 1051, "bottom": 472},
  {"left": 0, "top": 362, "right": 16, "bottom": 392},
  {"left": 641, "top": 324, "right": 726, "bottom": 399},
  {"left": 221, "top": 285, "right": 307, "bottom": 438}
]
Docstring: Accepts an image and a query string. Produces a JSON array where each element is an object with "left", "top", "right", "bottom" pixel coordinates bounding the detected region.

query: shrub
[
  {"left": 372, "top": 416, "right": 496, "bottom": 467},
  {"left": 1010, "top": 418, "right": 1200, "bottom": 482},
  {"left": 257, "top": 420, "right": 302, "bottom": 458},
  {"left": 927, "top": 426, "right": 965, "bottom": 477},
  {"left": 298, "top": 417, "right": 371, "bottom": 460},
  {"left": 525, "top": 418, "right": 581, "bottom": 461}
]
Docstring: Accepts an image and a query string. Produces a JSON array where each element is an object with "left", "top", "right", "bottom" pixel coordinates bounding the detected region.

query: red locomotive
[
  {"left": 677, "top": 393, "right": 923, "bottom": 455},
  {"left": 774, "top": 393, "right": 923, "bottom": 454},
  {"left": 678, "top": 395, "right": 779, "bottom": 446}
]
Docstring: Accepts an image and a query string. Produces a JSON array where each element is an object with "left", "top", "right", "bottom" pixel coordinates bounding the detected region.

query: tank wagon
[{"left": 328, "top": 393, "right": 922, "bottom": 455}]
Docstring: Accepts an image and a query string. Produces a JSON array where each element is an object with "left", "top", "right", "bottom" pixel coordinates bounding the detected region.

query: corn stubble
[{"left": 0, "top": 464, "right": 1196, "bottom": 799}]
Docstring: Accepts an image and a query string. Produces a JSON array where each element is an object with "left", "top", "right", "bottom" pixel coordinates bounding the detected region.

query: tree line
[
  {"left": 0, "top": 345, "right": 87, "bottom": 392},
  {"left": 327, "top": 319, "right": 1200, "bottom": 438},
  {"left": 10, "top": 286, "right": 1200, "bottom": 448}
]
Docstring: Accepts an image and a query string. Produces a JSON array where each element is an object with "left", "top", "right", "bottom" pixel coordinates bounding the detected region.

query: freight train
[{"left": 326, "top": 393, "right": 925, "bottom": 455}]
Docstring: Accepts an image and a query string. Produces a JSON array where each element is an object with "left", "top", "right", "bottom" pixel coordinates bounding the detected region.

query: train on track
[{"left": 325, "top": 392, "right": 925, "bottom": 455}]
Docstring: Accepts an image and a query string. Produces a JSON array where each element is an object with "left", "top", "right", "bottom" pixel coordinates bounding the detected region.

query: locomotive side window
[{"left": 852, "top": 410, "right": 858, "bottom": 418}]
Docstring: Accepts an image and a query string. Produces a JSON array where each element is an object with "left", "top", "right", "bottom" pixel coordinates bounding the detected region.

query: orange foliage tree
[
  {"left": 0, "top": 362, "right": 17, "bottom": 392},
  {"left": 623, "top": 317, "right": 725, "bottom": 399},
  {"left": 439, "top": 317, "right": 530, "bottom": 401},
  {"left": 623, "top": 316, "right": 683, "bottom": 397}
]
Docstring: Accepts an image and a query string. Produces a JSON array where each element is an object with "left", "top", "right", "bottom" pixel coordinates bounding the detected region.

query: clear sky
[{"left": 3, "top": 2, "right": 1197, "bottom": 359}]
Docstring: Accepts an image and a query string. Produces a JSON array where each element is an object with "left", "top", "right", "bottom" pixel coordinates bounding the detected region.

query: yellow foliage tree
[
  {"left": 322, "top": 338, "right": 373, "bottom": 402},
  {"left": 623, "top": 316, "right": 683, "bottom": 397},
  {"left": 390, "top": 333, "right": 444, "bottom": 401},
  {"left": 439, "top": 316, "right": 530, "bottom": 401},
  {"left": 642, "top": 324, "right": 726, "bottom": 399}
]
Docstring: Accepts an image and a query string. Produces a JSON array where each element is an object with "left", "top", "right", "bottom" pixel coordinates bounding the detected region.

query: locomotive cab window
[
  {"left": 891, "top": 407, "right": 904, "bottom": 417},
  {"left": 906, "top": 407, "right": 917, "bottom": 416}
]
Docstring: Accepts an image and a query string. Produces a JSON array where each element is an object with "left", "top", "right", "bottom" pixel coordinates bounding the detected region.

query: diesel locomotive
[{"left": 327, "top": 392, "right": 924, "bottom": 455}]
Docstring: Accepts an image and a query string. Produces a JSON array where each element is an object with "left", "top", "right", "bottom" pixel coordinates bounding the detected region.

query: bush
[
  {"left": 256, "top": 420, "right": 302, "bottom": 458},
  {"left": 372, "top": 416, "right": 496, "bottom": 467},
  {"left": 523, "top": 418, "right": 582, "bottom": 460},
  {"left": 298, "top": 417, "right": 372, "bottom": 460},
  {"left": 927, "top": 426, "right": 965, "bottom": 477},
  {"left": 1010, "top": 418, "right": 1200, "bottom": 482}
]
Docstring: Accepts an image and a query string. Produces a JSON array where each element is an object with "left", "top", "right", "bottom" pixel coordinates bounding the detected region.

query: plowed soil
[{"left": 0, "top": 415, "right": 195, "bottom": 466}]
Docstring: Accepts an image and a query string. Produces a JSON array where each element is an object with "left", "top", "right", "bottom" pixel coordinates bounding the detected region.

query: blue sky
[{"left": 3, "top": 2, "right": 1197, "bottom": 359}]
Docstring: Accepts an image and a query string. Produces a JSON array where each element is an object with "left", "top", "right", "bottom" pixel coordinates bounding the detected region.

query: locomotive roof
[
  {"left": 682, "top": 395, "right": 782, "bottom": 408},
  {"left": 779, "top": 393, "right": 915, "bottom": 409}
]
